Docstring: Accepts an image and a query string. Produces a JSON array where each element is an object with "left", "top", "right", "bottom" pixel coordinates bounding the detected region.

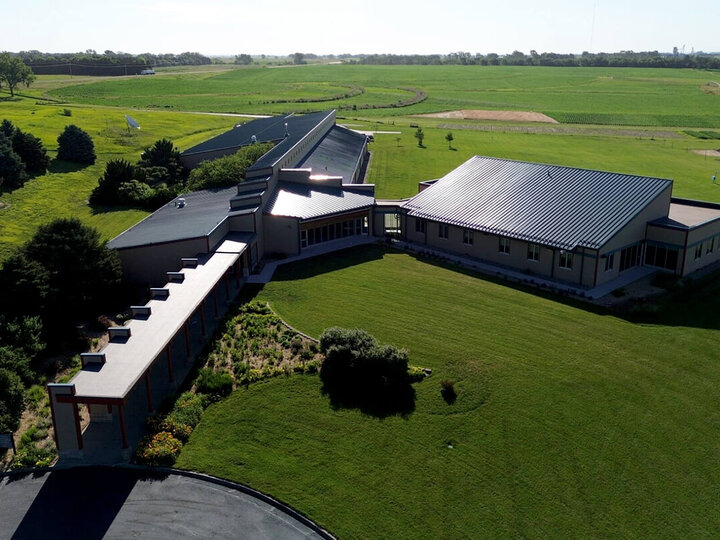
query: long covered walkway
[{"left": 48, "top": 234, "right": 251, "bottom": 463}]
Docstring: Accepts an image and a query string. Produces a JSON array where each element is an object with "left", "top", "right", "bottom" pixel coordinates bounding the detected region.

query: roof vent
[
  {"left": 251, "top": 135, "right": 257, "bottom": 143},
  {"left": 177, "top": 197, "right": 186, "bottom": 208}
]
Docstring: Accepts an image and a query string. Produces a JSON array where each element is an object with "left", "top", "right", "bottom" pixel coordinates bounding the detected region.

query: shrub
[
  {"left": 138, "top": 138, "right": 187, "bottom": 186},
  {"left": 90, "top": 159, "right": 135, "bottom": 205},
  {"left": 12, "top": 128, "right": 50, "bottom": 174},
  {"left": 196, "top": 368, "right": 234, "bottom": 398},
  {"left": 134, "top": 431, "right": 182, "bottom": 467},
  {"left": 63, "top": 109, "right": 72, "bottom": 117},
  {"left": 57, "top": 124, "right": 96, "bottom": 164},
  {"left": 0, "top": 132, "right": 27, "bottom": 190},
  {"left": 0, "top": 368, "right": 25, "bottom": 432},
  {"left": 167, "top": 392, "right": 206, "bottom": 428},
  {"left": 440, "top": 380, "right": 457, "bottom": 404}
]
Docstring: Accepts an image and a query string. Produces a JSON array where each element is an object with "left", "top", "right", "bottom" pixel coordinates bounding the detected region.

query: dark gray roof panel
[
  {"left": 297, "top": 125, "right": 367, "bottom": 182},
  {"left": 403, "top": 156, "right": 672, "bottom": 250},
  {"left": 181, "top": 115, "right": 291, "bottom": 156},
  {"left": 266, "top": 181, "right": 374, "bottom": 220},
  {"left": 248, "top": 111, "right": 334, "bottom": 171},
  {"left": 108, "top": 187, "right": 236, "bottom": 249}
]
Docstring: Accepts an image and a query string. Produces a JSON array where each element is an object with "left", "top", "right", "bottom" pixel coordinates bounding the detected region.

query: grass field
[
  {"left": 48, "top": 65, "right": 720, "bottom": 127},
  {"left": 176, "top": 246, "right": 720, "bottom": 538},
  {"left": 0, "top": 98, "right": 234, "bottom": 260}
]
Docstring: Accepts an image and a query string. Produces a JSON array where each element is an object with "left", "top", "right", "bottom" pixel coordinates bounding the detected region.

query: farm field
[
  {"left": 177, "top": 245, "right": 720, "bottom": 538},
  {"left": 48, "top": 65, "right": 720, "bottom": 128}
]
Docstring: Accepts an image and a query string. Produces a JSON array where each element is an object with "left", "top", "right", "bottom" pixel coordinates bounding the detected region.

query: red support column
[
  {"left": 144, "top": 370, "right": 154, "bottom": 412},
  {"left": 72, "top": 403, "right": 84, "bottom": 450},
  {"left": 213, "top": 288, "right": 219, "bottom": 318},
  {"left": 165, "top": 345, "right": 174, "bottom": 383},
  {"left": 199, "top": 305, "right": 206, "bottom": 337},
  {"left": 184, "top": 321, "right": 191, "bottom": 358},
  {"left": 118, "top": 404, "right": 128, "bottom": 449}
]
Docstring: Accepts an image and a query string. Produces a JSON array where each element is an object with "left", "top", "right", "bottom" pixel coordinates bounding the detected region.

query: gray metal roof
[
  {"left": 247, "top": 111, "right": 334, "bottom": 172},
  {"left": 266, "top": 181, "right": 374, "bottom": 220},
  {"left": 403, "top": 156, "right": 673, "bottom": 250},
  {"left": 181, "top": 115, "right": 290, "bottom": 156},
  {"left": 297, "top": 125, "right": 367, "bottom": 183},
  {"left": 108, "top": 187, "right": 235, "bottom": 249}
]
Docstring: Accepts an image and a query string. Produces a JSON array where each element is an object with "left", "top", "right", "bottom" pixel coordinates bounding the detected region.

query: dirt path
[{"left": 416, "top": 109, "right": 558, "bottom": 124}]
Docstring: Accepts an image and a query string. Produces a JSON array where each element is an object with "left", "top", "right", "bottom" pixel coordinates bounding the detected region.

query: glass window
[
  {"left": 559, "top": 250, "right": 573, "bottom": 269},
  {"left": 301, "top": 229, "right": 308, "bottom": 248},
  {"left": 619, "top": 244, "right": 641, "bottom": 272},
  {"left": 463, "top": 229, "right": 473, "bottom": 245},
  {"left": 694, "top": 244, "right": 703, "bottom": 260},
  {"left": 499, "top": 237, "right": 510, "bottom": 254},
  {"left": 527, "top": 244, "right": 540, "bottom": 261},
  {"left": 438, "top": 223, "right": 449, "bottom": 239},
  {"left": 604, "top": 253, "right": 614, "bottom": 271},
  {"left": 415, "top": 219, "right": 426, "bottom": 234},
  {"left": 706, "top": 237, "right": 714, "bottom": 254}
]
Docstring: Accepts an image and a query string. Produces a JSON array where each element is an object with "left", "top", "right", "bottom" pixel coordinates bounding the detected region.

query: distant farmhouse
[{"left": 48, "top": 111, "right": 720, "bottom": 460}]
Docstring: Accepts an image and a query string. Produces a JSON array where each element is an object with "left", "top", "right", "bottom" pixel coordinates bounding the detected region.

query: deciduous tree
[{"left": 0, "top": 53, "right": 36, "bottom": 97}]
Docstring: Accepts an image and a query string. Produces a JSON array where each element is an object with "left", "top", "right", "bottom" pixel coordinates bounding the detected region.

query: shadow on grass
[
  {"left": 49, "top": 158, "right": 91, "bottom": 174},
  {"left": 322, "top": 380, "right": 416, "bottom": 419},
  {"left": 271, "top": 244, "right": 386, "bottom": 281}
]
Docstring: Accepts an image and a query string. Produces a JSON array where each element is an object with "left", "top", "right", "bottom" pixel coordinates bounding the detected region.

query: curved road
[{"left": 0, "top": 467, "right": 326, "bottom": 540}]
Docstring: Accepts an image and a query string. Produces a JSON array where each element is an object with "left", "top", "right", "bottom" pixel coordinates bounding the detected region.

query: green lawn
[
  {"left": 0, "top": 97, "right": 233, "bottom": 260},
  {"left": 177, "top": 245, "right": 720, "bottom": 539}
]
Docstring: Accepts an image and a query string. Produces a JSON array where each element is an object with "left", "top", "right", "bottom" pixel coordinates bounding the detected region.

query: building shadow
[
  {"left": 270, "top": 244, "right": 386, "bottom": 281},
  {"left": 10, "top": 467, "right": 139, "bottom": 540}
]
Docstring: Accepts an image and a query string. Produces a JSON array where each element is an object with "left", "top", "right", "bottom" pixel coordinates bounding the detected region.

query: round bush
[
  {"left": 57, "top": 124, "right": 96, "bottom": 164},
  {"left": 134, "top": 431, "right": 182, "bottom": 467}
]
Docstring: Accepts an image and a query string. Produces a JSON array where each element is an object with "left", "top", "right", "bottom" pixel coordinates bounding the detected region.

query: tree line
[
  {"left": 10, "top": 50, "right": 211, "bottom": 76},
  {"left": 352, "top": 50, "right": 720, "bottom": 69}
]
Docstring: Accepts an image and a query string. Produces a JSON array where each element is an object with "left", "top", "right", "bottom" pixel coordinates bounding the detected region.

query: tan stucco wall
[
  {"left": 682, "top": 220, "right": 720, "bottom": 275},
  {"left": 117, "top": 237, "right": 208, "bottom": 286},
  {"left": 263, "top": 214, "right": 300, "bottom": 256}
]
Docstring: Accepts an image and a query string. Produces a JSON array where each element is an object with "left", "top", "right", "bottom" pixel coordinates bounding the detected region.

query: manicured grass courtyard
[{"left": 177, "top": 245, "right": 720, "bottom": 538}]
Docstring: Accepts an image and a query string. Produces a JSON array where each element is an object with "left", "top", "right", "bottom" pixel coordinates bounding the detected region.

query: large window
[
  {"left": 302, "top": 216, "right": 368, "bottom": 249},
  {"left": 559, "top": 250, "right": 573, "bottom": 269},
  {"left": 694, "top": 243, "right": 703, "bottom": 260},
  {"left": 438, "top": 223, "right": 449, "bottom": 239},
  {"left": 415, "top": 218, "right": 426, "bottom": 234},
  {"left": 499, "top": 237, "right": 510, "bottom": 254},
  {"left": 463, "top": 229, "right": 474, "bottom": 246},
  {"left": 706, "top": 237, "right": 714, "bottom": 254},
  {"left": 619, "top": 243, "right": 641, "bottom": 272},
  {"left": 384, "top": 213, "right": 401, "bottom": 236},
  {"left": 604, "top": 253, "right": 614, "bottom": 272},
  {"left": 527, "top": 244, "right": 540, "bottom": 261},
  {"left": 645, "top": 243, "right": 679, "bottom": 271}
]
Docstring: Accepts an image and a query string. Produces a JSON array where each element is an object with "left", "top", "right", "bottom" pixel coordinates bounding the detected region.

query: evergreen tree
[{"left": 57, "top": 124, "right": 96, "bottom": 164}]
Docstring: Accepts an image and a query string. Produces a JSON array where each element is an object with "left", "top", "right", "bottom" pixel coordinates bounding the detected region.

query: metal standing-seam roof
[
  {"left": 297, "top": 125, "right": 368, "bottom": 183},
  {"left": 266, "top": 181, "right": 375, "bottom": 220},
  {"left": 403, "top": 156, "right": 673, "bottom": 250}
]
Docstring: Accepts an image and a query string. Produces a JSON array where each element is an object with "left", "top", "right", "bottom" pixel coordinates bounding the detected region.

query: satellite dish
[{"left": 125, "top": 115, "right": 141, "bottom": 130}]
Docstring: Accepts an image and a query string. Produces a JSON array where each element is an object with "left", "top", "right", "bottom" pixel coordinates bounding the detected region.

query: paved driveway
[{"left": 0, "top": 467, "right": 326, "bottom": 540}]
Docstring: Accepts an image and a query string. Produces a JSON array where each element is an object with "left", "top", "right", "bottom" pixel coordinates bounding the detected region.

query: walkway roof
[
  {"left": 71, "top": 234, "right": 250, "bottom": 400},
  {"left": 403, "top": 156, "right": 672, "bottom": 251},
  {"left": 266, "top": 181, "right": 374, "bottom": 220}
]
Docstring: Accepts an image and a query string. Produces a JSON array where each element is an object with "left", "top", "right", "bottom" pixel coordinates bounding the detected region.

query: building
[
  {"left": 48, "top": 135, "right": 720, "bottom": 460},
  {"left": 390, "top": 156, "right": 720, "bottom": 288}
]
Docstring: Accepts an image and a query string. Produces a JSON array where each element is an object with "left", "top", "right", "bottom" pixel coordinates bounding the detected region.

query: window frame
[
  {"left": 498, "top": 237, "right": 510, "bottom": 254},
  {"left": 527, "top": 243, "right": 540, "bottom": 262},
  {"left": 559, "top": 250, "right": 573, "bottom": 270},
  {"left": 438, "top": 223, "right": 449, "bottom": 240},
  {"left": 463, "top": 229, "right": 474, "bottom": 246}
]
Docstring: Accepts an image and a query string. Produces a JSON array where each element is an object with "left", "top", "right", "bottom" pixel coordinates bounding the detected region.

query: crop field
[
  {"left": 47, "top": 65, "right": 720, "bottom": 127},
  {"left": 177, "top": 246, "right": 720, "bottom": 538}
]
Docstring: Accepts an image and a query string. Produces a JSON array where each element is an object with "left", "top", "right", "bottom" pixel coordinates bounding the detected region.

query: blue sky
[{"left": 2, "top": 0, "right": 717, "bottom": 56}]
